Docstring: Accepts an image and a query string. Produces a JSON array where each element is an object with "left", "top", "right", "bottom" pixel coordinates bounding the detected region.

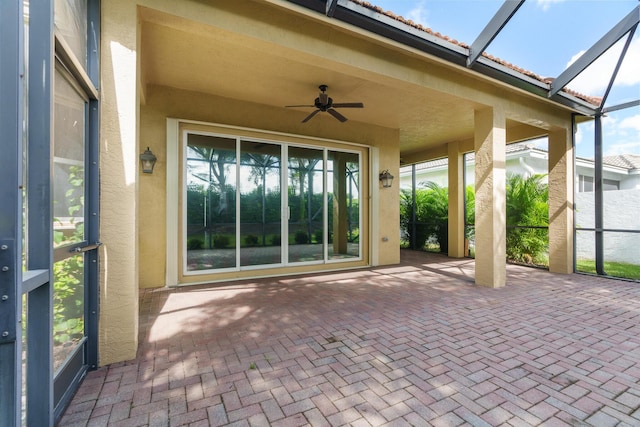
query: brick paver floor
[{"left": 60, "top": 251, "right": 640, "bottom": 426}]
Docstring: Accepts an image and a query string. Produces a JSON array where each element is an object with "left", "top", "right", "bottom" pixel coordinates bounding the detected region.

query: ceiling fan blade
[
  {"left": 328, "top": 108, "right": 348, "bottom": 122},
  {"left": 331, "top": 102, "right": 364, "bottom": 108},
  {"left": 285, "top": 104, "right": 315, "bottom": 108},
  {"left": 301, "top": 109, "right": 321, "bottom": 123}
]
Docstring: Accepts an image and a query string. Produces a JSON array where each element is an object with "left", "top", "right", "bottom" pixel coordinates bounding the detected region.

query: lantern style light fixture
[
  {"left": 379, "top": 170, "right": 394, "bottom": 188},
  {"left": 139, "top": 147, "right": 157, "bottom": 174}
]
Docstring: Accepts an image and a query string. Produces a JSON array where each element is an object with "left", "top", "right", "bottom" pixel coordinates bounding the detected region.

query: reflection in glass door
[
  {"left": 182, "top": 132, "right": 362, "bottom": 274},
  {"left": 328, "top": 151, "right": 360, "bottom": 260},
  {"left": 288, "top": 147, "right": 324, "bottom": 263},
  {"left": 240, "top": 141, "right": 282, "bottom": 267},
  {"left": 185, "top": 135, "right": 237, "bottom": 271}
]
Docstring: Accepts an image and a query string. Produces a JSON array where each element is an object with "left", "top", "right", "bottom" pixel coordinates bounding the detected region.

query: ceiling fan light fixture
[{"left": 285, "top": 84, "right": 364, "bottom": 123}]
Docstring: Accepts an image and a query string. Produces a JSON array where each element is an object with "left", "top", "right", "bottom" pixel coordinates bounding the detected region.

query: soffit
[{"left": 139, "top": 4, "right": 544, "bottom": 154}]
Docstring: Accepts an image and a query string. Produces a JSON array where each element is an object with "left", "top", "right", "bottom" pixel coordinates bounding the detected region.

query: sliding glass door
[
  {"left": 185, "top": 135, "right": 237, "bottom": 271},
  {"left": 183, "top": 132, "right": 362, "bottom": 274},
  {"left": 239, "top": 141, "right": 282, "bottom": 267},
  {"left": 328, "top": 151, "right": 361, "bottom": 260},
  {"left": 288, "top": 147, "right": 324, "bottom": 263}
]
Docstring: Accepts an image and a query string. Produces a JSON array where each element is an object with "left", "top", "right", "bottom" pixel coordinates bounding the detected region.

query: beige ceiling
[{"left": 139, "top": 4, "right": 543, "bottom": 159}]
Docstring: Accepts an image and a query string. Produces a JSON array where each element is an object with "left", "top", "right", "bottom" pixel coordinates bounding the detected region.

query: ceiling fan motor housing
[
  {"left": 314, "top": 97, "right": 333, "bottom": 111},
  {"left": 285, "top": 83, "right": 363, "bottom": 123}
]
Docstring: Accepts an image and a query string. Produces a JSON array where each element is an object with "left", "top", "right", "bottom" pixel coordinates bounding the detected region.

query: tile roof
[
  {"left": 403, "top": 142, "right": 639, "bottom": 172},
  {"left": 353, "top": 0, "right": 602, "bottom": 106},
  {"left": 603, "top": 154, "right": 640, "bottom": 170}
]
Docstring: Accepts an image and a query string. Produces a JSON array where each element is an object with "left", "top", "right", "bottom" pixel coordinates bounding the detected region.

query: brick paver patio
[{"left": 60, "top": 251, "right": 640, "bottom": 426}]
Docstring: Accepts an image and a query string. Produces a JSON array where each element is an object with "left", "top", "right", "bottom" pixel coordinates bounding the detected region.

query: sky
[{"left": 368, "top": 0, "right": 640, "bottom": 158}]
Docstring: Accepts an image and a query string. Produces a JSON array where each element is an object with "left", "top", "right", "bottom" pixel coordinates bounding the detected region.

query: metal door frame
[{"left": 0, "top": 1, "right": 100, "bottom": 425}]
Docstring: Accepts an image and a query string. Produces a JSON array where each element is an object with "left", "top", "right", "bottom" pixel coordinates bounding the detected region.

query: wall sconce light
[
  {"left": 379, "top": 170, "right": 394, "bottom": 188},
  {"left": 140, "top": 147, "right": 157, "bottom": 174}
]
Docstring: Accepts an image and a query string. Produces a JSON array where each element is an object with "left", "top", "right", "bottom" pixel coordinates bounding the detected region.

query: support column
[
  {"left": 474, "top": 107, "right": 506, "bottom": 288},
  {"left": 99, "top": 0, "right": 139, "bottom": 365},
  {"left": 448, "top": 141, "right": 465, "bottom": 258},
  {"left": 548, "top": 127, "right": 574, "bottom": 274}
]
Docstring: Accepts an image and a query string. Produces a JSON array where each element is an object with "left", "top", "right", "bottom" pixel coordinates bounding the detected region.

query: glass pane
[
  {"left": 185, "top": 134, "right": 236, "bottom": 271},
  {"left": 575, "top": 230, "right": 595, "bottom": 274},
  {"left": 53, "top": 69, "right": 85, "bottom": 247},
  {"left": 399, "top": 164, "right": 414, "bottom": 249},
  {"left": 575, "top": 120, "right": 595, "bottom": 232},
  {"left": 505, "top": 141, "right": 549, "bottom": 267},
  {"left": 328, "top": 151, "right": 360, "bottom": 260},
  {"left": 603, "top": 106, "right": 640, "bottom": 229},
  {"left": 464, "top": 153, "right": 475, "bottom": 257},
  {"left": 53, "top": 254, "right": 84, "bottom": 372},
  {"left": 399, "top": 159, "right": 451, "bottom": 252},
  {"left": 288, "top": 147, "right": 324, "bottom": 263},
  {"left": 240, "top": 141, "right": 282, "bottom": 267},
  {"left": 54, "top": 0, "right": 87, "bottom": 68},
  {"left": 603, "top": 232, "right": 640, "bottom": 280}
]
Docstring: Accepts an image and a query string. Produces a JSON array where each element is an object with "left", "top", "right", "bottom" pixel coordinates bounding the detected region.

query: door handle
[{"left": 70, "top": 242, "right": 102, "bottom": 253}]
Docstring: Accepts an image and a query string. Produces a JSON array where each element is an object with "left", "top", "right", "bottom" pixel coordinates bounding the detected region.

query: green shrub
[
  {"left": 271, "top": 234, "right": 281, "bottom": 245},
  {"left": 506, "top": 174, "right": 548, "bottom": 264},
  {"left": 213, "top": 235, "right": 230, "bottom": 248},
  {"left": 294, "top": 230, "right": 309, "bottom": 244},
  {"left": 244, "top": 234, "right": 259, "bottom": 246},
  {"left": 314, "top": 229, "right": 323, "bottom": 243},
  {"left": 187, "top": 237, "right": 204, "bottom": 250},
  {"left": 53, "top": 165, "right": 85, "bottom": 347},
  {"left": 400, "top": 182, "right": 448, "bottom": 253}
]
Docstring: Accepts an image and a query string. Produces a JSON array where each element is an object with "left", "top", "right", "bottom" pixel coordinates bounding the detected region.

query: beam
[
  {"left": 600, "top": 27, "right": 636, "bottom": 108},
  {"left": 602, "top": 99, "right": 640, "bottom": 114},
  {"left": 467, "top": 0, "right": 525, "bottom": 67},
  {"left": 0, "top": 1, "right": 24, "bottom": 426},
  {"left": 27, "top": 0, "right": 55, "bottom": 424},
  {"left": 550, "top": 5, "right": 640, "bottom": 97},
  {"left": 326, "top": 0, "right": 338, "bottom": 17}
]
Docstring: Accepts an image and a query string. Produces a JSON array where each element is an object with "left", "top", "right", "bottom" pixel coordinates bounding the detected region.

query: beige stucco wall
[
  {"left": 548, "top": 126, "right": 575, "bottom": 274},
  {"left": 474, "top": 107, "right": 507, "bottom": 288},
  {"left": 99, "top": 0, "right": 139, "bottom": 365},
  {"left": 102, "top": 0, "right": 577, "bottom": 365},
  {"left": 102, "top": 0, "right": 404, "bottom": 364},
  {"left": 139, "top": 85, "right": 400, "bottom": 288}
]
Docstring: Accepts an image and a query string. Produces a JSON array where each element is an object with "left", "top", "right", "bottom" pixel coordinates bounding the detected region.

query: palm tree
[
  {"left": 505, "top": 173, "right": 549, "bottom": 264},
  {"left": 400, "top": 182, "right": 449, "bottom": 253}
]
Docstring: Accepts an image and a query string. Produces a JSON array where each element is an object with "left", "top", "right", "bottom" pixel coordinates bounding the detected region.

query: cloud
[
  {"left": 565, "top": 34, "right": 640, "bottom": 96},
  {"left": 604, "top": 140, "right": 640, "bottom": 156},
  {"left": 618, "top": 114, "right": 640, "bottom": 132},
  {"left": 406, "top": 1, "right": 430, "bottom": 27},
  {"left": 535, "top": 0, "right": 564, "bottom": 12},
  {"left": 603, "top": 113, "right": 640, "bottom": 156}
]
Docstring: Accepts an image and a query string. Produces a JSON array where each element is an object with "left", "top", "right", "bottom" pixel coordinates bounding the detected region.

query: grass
[{"left": 576, "top": 260, "right": 640, "bottom": 280}]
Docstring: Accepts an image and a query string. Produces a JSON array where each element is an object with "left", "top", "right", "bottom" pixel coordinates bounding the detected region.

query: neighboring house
[
  {"left": 400, "top": 142, "right": 640, "bottom": 191},
  {"left": 399, "top": 143, "right": 640, "bottom": 264}
]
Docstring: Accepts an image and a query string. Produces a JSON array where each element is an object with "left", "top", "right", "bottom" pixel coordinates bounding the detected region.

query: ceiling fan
[{"left": 286, "top": 84, "right": 364, "bottom": 123}]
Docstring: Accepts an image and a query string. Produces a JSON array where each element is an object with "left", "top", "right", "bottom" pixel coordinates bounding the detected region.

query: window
[
  {"left": 578, "top": 175, "right": 619, "bottom": 192},
  {"left": 578, "top": 175, "right": 593, "bottom": 192},
  {"left": 603, "top": 179, "right": 619, "bottom": 191}
]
